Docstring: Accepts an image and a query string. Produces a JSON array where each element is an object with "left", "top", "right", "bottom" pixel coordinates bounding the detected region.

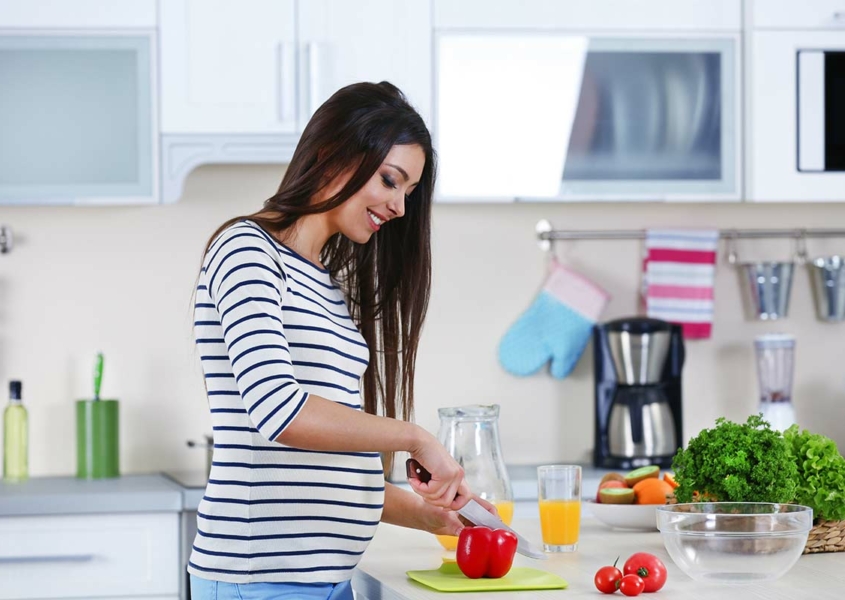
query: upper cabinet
[
  {"left": 747, "top": 0, "right": 845, "bottom": 202},
  {"left": 433, "top": 0, "right": 742, "bottom": 202},
  {"left": 159, "top": 0, "right": 297, "bottom": 135},
  {"left": 3, "top": 0, "right": 843, "bottom": 205},
  {"left": 297, "top": 1, "right": 432, "bottom": 127},
  {"left": 158, "top": 0, "right": 432, "bottom": 203},
  {"left": 0, "top": 1, "right": 157, "bottom": 205}
]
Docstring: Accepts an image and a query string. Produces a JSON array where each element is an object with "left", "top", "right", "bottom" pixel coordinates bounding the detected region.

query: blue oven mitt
[{"left": 498, "top": 261, "right": 610, "bottom": 379}]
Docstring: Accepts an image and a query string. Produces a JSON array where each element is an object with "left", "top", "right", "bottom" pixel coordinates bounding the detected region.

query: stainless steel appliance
[{"left": 593, "top": 317, "right": 684, "bottom": 469}]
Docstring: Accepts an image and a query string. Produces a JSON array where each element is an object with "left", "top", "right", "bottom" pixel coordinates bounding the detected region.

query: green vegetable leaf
[
  {"left": 784, "top": 425, "right": 845, "bottom": 522},
  {"left": 672, "top": 415, "right": 797, "bottom": 504}
]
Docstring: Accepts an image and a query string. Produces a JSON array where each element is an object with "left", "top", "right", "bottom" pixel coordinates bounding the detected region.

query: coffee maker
[{"left": 593, "top": 317, "right": 684, "bottom": 469}]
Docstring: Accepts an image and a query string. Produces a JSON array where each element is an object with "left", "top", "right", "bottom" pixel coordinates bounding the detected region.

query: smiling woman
[{"left": 188, "top": 82, "right": 492, "bottom": 600}]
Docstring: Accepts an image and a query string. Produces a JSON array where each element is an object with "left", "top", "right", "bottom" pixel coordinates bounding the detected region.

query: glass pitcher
[{"left": 434, "top": 404, "right": 514, "bottom": 550}]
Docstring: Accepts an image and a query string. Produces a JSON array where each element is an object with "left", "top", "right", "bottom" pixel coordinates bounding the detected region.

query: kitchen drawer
[
  {"left": 0, "top": 512, "right": 179, "bottom": 600},
  {"left": 751, "top": 0, "right": 845, "bottom": 29}
]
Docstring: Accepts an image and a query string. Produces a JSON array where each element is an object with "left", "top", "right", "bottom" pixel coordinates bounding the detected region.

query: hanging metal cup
[
  {"left": 808, "top": 255, "right": 845, "bottom": 322},
  {"left": 727, "top": 232, "right": 804, "bottom": 321}
]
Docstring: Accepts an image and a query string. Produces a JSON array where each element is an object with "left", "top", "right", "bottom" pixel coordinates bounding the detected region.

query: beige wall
[{"left": 2, "top": 164, "right": 844, "bottom": 477}]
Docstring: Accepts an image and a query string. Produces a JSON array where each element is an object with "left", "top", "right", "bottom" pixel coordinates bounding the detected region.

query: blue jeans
[{"left": 190, "top": 575, "right": 354, "bottom": 600}]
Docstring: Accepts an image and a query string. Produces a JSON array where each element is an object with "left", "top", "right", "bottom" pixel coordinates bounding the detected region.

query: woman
[{"left": 189, "top": 82, "right": 489, "bottom": 599}]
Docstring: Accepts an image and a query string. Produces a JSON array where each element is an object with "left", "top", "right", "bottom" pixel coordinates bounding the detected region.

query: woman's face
[{"left": 326, "top": 144, "right": 425, "bottom": 244}]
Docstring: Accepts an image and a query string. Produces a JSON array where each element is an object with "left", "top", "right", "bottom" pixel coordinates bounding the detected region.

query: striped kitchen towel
[{"left": 642, "top": 229, "right": 719, "bottom": 339}]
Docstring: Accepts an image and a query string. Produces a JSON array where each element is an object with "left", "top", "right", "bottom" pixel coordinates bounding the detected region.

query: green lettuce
[
  {"left": 784, "top": 425, "right": 845, "bottom": 522},
  {"left": 672, "top": 415, "right": 797, "bottom": 504}
]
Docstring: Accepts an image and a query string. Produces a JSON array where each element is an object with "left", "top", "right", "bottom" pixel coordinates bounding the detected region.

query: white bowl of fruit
[{"left": 586, "top": 466, "right": 677, "bottom": 531}]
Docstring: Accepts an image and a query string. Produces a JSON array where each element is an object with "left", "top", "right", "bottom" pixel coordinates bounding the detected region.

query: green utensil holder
[{"left": 76, "top": 399, "right": 120, "bottom": 479}]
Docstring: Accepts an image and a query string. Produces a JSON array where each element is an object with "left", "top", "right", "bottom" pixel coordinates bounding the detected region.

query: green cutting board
[{"left": 407, "top": 562, "right": 568, "bottom": 593}]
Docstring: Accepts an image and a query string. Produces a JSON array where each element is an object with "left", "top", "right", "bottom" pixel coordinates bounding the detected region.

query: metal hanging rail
[{"left": 535, "top": 219, "right": 845, "bottom": 250}]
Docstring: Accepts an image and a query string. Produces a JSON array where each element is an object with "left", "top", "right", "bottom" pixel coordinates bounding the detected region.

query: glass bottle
[
  {"left": 4, "top": 380, "right": 28, "bottom": 482},
  {"left": 434, "top": 404, "right": 513, "bottom": 550}
]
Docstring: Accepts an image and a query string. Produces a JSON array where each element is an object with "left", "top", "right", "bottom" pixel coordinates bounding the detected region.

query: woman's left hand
[{"left": 420, "top": 495, "right": 499, "bottom": 536}]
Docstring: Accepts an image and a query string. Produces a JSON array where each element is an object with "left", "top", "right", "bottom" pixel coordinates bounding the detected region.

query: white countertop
[{"left": 353, "top": 517, "right": 843, "bottom": 600}]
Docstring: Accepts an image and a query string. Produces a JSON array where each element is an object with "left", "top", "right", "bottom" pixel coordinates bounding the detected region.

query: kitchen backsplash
[{"left": 2, "top": 164, "right": 845, "bottom": 476}]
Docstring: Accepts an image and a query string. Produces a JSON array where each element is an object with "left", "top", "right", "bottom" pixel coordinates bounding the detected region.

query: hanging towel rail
[{"left": 535, "top": 219, "right": 845, "bottom": 250}]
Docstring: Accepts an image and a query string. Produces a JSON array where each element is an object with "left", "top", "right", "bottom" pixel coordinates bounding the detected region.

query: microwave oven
[{"left": 750, "top": 31, "right": 845, "bottom": 201}]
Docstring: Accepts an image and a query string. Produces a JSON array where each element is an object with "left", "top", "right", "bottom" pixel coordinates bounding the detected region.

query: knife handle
[{"left": 406, "top": 458, "right": 432, "bottom": 483}]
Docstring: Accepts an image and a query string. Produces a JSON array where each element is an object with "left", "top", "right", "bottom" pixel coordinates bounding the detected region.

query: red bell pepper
[{"left": 456, "top": 526, "right": 518, "bottom": 579}]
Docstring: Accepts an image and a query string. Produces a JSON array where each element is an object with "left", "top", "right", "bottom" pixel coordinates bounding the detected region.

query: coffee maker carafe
[{"left": 593, "top": 317, "right": 684, "bottom": 469}]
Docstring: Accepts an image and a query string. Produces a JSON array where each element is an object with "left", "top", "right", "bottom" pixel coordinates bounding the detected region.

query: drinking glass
[{"left": 537, "top": 465, "right": 581, "bottom": 552}]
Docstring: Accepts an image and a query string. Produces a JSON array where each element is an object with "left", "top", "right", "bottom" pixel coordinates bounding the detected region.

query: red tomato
[
  {"left": 594, "top": 562, "right": 623, "bottom": 594},
  {"left": 456, "top": 526, "right": 518, "bottom": 579},
  {"left": 623, "top": 552, "right": 667, "bottom": 593},
  {"left": 619, "top": 574, "right": 645, "bottom": 597}
]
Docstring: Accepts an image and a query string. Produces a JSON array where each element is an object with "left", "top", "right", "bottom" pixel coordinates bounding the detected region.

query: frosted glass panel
[
  {"left": 564, "top": 52, "right": 722, "bottom": 181},
  {"left": 0, "top": 36, "right": 153, "bottom": 203}
]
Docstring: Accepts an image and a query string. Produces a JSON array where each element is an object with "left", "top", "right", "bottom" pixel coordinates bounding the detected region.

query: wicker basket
[{"left": 803, "top": 519, "right": 845, "bottom": 554}]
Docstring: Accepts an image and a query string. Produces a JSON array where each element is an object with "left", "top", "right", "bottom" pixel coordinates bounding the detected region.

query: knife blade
[{"left": 405, "top": 458, "right": 547, "bottom": 560}]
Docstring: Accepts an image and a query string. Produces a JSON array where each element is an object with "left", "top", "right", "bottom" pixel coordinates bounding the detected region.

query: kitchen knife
[{"left": 405, "top": 458, "right": 547, "bottom": 560}]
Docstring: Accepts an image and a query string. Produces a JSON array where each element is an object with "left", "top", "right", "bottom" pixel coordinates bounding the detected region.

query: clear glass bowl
[{"left": 656, "top": 503, "right": 813, "bottom": 583}]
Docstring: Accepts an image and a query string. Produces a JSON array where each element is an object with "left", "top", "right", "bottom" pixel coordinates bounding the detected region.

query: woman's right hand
[{"left": 407, "top": 432, "right": 471, "bottom": 511}]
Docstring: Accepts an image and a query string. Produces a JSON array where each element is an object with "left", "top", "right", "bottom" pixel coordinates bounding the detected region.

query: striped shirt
[{"left": 188, "top": 220, "right": 385, "bottom": 584}]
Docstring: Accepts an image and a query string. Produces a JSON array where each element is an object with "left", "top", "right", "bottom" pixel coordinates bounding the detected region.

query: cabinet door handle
[
  {"left": 0, "top": 554, "right": 95, "bottom": 564},
  {"left": 305, "top": 42, "right": 321, "bottom": 121},
  {"left": 277, "top": 42, "right": 297, "bottom": 124}
]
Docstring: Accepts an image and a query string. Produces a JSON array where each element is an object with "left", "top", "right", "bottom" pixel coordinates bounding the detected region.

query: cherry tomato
[
  {"left": 594, "top": 558, "right": 623, "bottom": 594},
  {"left": 623, "top": 552, "right": 667, "bottom": 593},
  {"left": 619, "top": 574, "right": 645, "bottom": 597}
]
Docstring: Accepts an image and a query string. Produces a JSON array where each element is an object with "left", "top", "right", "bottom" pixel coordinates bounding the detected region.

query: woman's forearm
[
  {"left": 382, "top": 482, "right": 431, "bottom": 531},
  {"left": 275, "top": 394, "right": 426, "bottom": 454}
]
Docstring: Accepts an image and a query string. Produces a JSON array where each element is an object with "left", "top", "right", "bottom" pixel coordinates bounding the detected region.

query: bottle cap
[{"left": 9, "top": 380, "right": 21, "bottom": 401}]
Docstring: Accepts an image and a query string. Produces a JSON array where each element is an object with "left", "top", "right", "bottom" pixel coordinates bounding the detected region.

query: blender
[{"left": 754, "top": 334, "right": 796, "bottom": 431}]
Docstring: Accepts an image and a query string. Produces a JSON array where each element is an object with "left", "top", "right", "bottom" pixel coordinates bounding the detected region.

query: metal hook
[
  {"left": 535, "top": 219, "right": 555, "bottom": 262},
  {"left": 794, "top": 229, "right": 808, "bottom": 265},
  {"left": 0, "top": 225, "right": 12, "bottom": 254},
  {"left": 726, "top": 230, "right": 739, "bottom": 265}
]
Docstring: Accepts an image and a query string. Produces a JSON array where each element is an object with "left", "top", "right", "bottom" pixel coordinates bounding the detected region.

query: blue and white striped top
[{"left": 188, "top": 220, "right": 385, "bottom": 584}]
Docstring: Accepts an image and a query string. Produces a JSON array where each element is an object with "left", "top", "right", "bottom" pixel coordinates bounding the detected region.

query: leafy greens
[
  {"left": 784, "top": 425, "right": 845, "bottom": 522},
  {"left": 672, "top": 415, "right": 797, "bottom": 504}
]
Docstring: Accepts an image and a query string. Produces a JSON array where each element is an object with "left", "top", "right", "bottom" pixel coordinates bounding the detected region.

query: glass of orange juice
[{"left": 537, "top": 465, "right": 581, "bottom": 552}]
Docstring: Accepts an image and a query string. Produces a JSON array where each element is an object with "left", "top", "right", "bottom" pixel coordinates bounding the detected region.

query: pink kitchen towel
[{"left": 642, "top": 229, "right": 719, "bottom": 339}]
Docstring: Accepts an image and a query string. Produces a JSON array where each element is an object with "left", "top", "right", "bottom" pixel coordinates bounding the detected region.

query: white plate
[{"left": 585, "top": 499, "right": 659, "bottom": 531}]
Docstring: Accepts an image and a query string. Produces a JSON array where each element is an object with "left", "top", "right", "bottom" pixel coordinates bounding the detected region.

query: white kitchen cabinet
[
  {"left": 159, "top": 0, "right": 434, "bottom": 203},
  {"left": 749, "top": 0, "right": 845, "bottom": 29},
  {"left": 0, "top": 512, "right": 179, "bottom": 600},
  {"left": 161, "top": 0, "right": 431, "bottom": 135},
  {"left": 0, "top": 0, "right": 156, "bottom": 28},
  {"left": 0, "top": 32, "right": 158, "bottom": 205},
  {"left": 297, "top": 0, "right": 432, "bottom": 127},
  {"left": 748, "top": 31, "right": 845, "bottom": 201},
  {"left": 434, "top": 0, "right": 741, "bottom": 31},
  {"left": 435, "top": 32, "right": 740, "bottom": 202},
  {"left": 159, "top": 0, "right": 297, "bottom": 135}
]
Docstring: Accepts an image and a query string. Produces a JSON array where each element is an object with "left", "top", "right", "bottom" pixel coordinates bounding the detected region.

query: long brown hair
[{"left": 203, "top": 82, "right": 435, "bottom": 471}]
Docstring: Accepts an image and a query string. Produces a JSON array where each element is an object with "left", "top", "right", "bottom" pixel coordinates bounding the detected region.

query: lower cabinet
[{"left": 0, "top": 512, "right": 179, "bottom": 600}]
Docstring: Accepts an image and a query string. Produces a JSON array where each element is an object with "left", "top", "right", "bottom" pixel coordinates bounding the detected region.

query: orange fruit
[
  {"left": 632, "top": 478, "right": 674, "bottom": 505},
  {"left": 663, "top": 473, "right": 679, "bottom": 489}
]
